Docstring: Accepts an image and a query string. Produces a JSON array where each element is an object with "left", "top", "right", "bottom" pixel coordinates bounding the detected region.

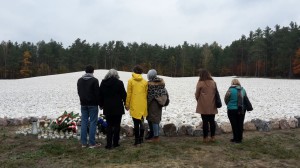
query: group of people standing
[
  {"left": 77, "top": 65, "right": 251, "bottom": 149},
  {"left": 195, "top": 69, "right": 251, "bottom": 144},
  {"left": 77, "top": 65, "right": 168, "bottom": 149}
]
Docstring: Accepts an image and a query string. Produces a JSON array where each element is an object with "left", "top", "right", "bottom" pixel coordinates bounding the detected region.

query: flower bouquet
[
  {"left": 50, "top": 111, "right": 80, "bottom": 133},
  {"left": 97, "top": 114, "right": 107, "bottom": 135}
]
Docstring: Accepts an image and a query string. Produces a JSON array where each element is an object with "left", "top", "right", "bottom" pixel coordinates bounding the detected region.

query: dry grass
[{"left": 1, "top": 126, "right": 300, "bottom": 168}]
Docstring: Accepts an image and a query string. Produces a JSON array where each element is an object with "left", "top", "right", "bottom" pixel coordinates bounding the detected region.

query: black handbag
[
  {"left": 215, "top": 83, "right": 222, "bottom": 108},
  {"left": 244, "top": 95, "right": 253, "bottom": 111}
]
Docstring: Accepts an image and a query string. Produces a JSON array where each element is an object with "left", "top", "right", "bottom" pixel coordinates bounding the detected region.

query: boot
[
  {"left": 139, "top": 129, "right": 144, "bottom": 143},
  {"left": 145, "top": 130, "right": 154, "bottom": 140},
  {"left": 133, "top": 128, "right": 141, "bottom": 146},
  {"left": 106, "top": 126, "right": 113, "bottom": 149},
  {"left": 134, "top": 138, "right": 141, "bottom": 146},
  {"left": 148, "top": 136, "right": 160, "bottom": 143}
]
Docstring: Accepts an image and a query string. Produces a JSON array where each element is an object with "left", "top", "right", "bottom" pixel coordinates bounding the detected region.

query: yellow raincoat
[{"left": 126, "top": 73, "right": 148, "bottom": 119}]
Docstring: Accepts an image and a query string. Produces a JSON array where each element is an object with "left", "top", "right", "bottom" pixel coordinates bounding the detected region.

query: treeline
[{"left": 1, "top": 21, "right": 300, "bottom": 79}]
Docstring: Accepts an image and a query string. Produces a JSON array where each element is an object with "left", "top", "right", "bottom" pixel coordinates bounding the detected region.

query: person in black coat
[{"left": 99, "top": 69, "right": 127, "bottom": 149}]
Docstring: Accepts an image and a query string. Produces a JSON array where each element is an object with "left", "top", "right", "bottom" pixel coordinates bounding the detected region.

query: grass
[{"left": 1, "top": 126, "right": 300, "bottom": 168}]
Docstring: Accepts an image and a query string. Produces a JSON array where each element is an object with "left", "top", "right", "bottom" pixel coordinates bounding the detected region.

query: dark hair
[
  {"left": 198, "top": 69, "right": 213, "bottom": 81},
  {"left": 85, "top": 65, "right": 94, "bottom": 73},
  {"left": 133, "top": 65, "right": 143, "bottom": 74}
]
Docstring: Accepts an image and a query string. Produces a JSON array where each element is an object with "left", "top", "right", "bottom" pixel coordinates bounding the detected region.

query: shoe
[
  {"left": 210, "top": 136, "right": 216, "bottom": 142},
  {"left": 113, "top": 144, "right": 120, "bottom": 148},
  {"left": 145, "top": 132, "right": 154, "bottom": 140},
  {"left": 203, "top": 137, "right": 209, "bottom": 143},
  {"left": 89, "top": 143, "right": 101, "bottom": 149},
  {"left": 133, "top": 143, "right": 141, "bottom": 147},
  {"left": 81, "top": 144, "right": 87, "bottom": 148},
  {"left": 105, "top": 145, "right": 112, "bottom": 150},
  {"left": 147, "top": 136, "right": 160, "bottom": 143},
  {"left": 235, "top": 140, "right": 242, "bottom": 143}
]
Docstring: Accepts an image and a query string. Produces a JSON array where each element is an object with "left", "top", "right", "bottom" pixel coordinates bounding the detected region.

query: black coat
[
  {"left": 77, "top": 75, "right": 99, "bottom": 106},
  {"left": 99, "top": 77, "right": 127, "bottom": 116}
]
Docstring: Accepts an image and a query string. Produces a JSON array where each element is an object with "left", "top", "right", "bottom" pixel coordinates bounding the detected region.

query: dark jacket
[
  {"left": 99, "top": 77, "right": 127, "bottom": 116},
  {"left": 77, "top": 74, "right": 99, "bottom": 106}
]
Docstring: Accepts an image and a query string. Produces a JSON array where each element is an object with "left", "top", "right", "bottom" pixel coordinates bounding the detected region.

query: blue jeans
[
  {"left": 153, "top": 123, "right": 160, "bottom": 137},
  {"left": 81, "top": 106, "right": 99, "bottom": 146}
]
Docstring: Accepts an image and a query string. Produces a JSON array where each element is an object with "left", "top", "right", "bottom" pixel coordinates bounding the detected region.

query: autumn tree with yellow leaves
[
  {"left": 293, "top": 48, "right": 300, "bottom": 76},
  {"left": 20, "top": 50, "right": 32, "bottom": 78}
]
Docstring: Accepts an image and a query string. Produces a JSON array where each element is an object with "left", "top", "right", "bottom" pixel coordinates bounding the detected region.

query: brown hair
[
  {"left": 133, "top": 65, "right": 143, "bottom": 74},
  {"left": 198, "top": 69, "right": 213, "bottom": 81}
]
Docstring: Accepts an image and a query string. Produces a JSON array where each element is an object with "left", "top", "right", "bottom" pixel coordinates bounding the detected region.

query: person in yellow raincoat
[{"left": 125, "top": 65, "right": 148, "bottom": 146}]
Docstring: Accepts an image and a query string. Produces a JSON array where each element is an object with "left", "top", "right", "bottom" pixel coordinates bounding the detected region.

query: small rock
[
  {"left": 244, "top": 121, "right": 256, "bottom": 131},
  {"left": 0, "top": 118, "right": 8, "bottom": 126},
  {"left": 270, "top": 119, "right": 280, "bottom": 130},
  {"left": 163, "top": 123, "right": 177, "bottom": 136},
  {"left": 251, "top": 118, "right": 271, "bottom": 132},
  {"left": 279, "top": 119, "right": 290, "bottom": 130},
  {"left": 178, "top": 124, "right": 194, "bottom": 136},
  {"left": 219, "top": 122, "right": 232, "bottom": 133},
  {"left": 287, "top": 117, "right": 298, "bottom": 128},
  {"left": 120, "top": 125, "right": 134, "bottom": 137},
  {"left": 193, "top": 128, "right": 202, "bottom": 137}
]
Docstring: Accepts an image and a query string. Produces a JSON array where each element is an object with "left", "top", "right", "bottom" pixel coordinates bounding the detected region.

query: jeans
[
  {"left": 153, "top": 123, "right": 160, "bottom": 137},
  {"left": 81, "top": 106, "right": 99, "bottom": 146}
]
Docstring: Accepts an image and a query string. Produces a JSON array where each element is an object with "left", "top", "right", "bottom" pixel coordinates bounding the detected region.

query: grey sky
[{"left": 1, "top": 0, "right": 299, "bottom": 48}]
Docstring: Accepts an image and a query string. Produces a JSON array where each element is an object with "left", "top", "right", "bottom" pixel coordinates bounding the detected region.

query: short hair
[
  {"left": 133, "top": 65, "right": 143, "bottom": 74},
  {"left": 231, "top": 79, "right": 241, "bottom": 86},
  {"left": 147, "top": 69, "right": 157, "bottom": 81},
  {"left": 104, "top": 69, "right": 120, "bottom": 80},
  {"left": 85, "top": 65, "right": 94, "bottom": 73}
]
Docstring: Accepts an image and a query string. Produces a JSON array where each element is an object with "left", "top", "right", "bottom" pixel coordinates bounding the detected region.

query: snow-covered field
[{"left": 1, "top": 70, "right": 300, "bottom": 127}]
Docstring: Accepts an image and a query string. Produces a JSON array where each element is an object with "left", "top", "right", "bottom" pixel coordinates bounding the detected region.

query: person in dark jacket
[
  {"left": 224, "top": 79, "right": 248, "bottom": 143},
  {"left": 146, "top": 69, "right": 168, "bottom": 142},
  {"left": 77, "top": 65, "right": 100, "bottom": 148},
  {"left": 99, "top": 69, "right": 127, "bottom": 149}
]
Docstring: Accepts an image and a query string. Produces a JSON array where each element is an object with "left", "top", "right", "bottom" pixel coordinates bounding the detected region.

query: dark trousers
[
  {"left": 106, "top": 115, "right": 122, "bottom": 147},
  {"left": 146, "top": 120, "right": 154, "bottom": 139},
  {"left": 201, "top": 114, "right": 216, "bottom": 138},
  {"left": 227, "top": 110, "right": 245, "bottom": 142},
  {"left": 132, "top": 117, "right": 144, "bottom": 144}
]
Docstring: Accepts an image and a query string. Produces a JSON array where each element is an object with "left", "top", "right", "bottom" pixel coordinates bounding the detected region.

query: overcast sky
[{"left": 1, "top": 0, "right": 300, "bottom": 48}]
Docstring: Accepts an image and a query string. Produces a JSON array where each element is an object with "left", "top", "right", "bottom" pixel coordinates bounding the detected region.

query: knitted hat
[{"left": 147, "top": 69, "right": 157, "bottom": 81}]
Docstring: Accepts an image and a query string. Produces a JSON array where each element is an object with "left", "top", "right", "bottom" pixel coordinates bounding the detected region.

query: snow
[{"left": 1, "top": 70, "right": 300, "bottom": 127}]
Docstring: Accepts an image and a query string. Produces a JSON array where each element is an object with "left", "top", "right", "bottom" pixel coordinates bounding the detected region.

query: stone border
[{"left": 1, "top": 116, "right": 300, "bottom": 137}]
